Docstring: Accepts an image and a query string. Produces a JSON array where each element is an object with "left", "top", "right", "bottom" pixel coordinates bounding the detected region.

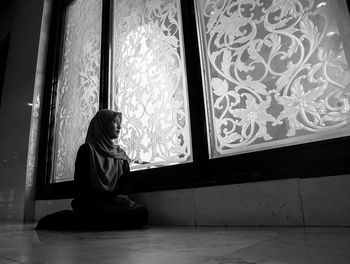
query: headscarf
[
  {"left": 85, "top": 109, "right": 130, "bottom": 194},
  {"left": 86, "top": 109, "right": 129, "bottom": 160}
]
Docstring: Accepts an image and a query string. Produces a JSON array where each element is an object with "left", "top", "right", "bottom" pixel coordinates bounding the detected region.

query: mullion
[
  {"left": 180, "top": 0, "right": 209, "bottom": 179},
  {"left": 99, "top": 0, "right": 111, "bottom": 109}
]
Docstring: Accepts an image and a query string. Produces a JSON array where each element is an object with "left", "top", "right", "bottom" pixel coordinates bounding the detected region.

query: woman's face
[{"left": 108, "top": 115, "right": 122, "bottom": 139}]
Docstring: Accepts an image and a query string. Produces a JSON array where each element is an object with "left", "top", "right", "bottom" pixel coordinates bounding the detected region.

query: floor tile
[
  {"left": 0, "top": 223, "right": 349, "bottom": 264},
  {"left": 0, "top": 256, "right": 18, "bottom": 264}
]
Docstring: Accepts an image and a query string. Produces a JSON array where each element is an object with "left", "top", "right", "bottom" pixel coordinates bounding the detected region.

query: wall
[
  {"left": 0, "top": 0, "right": 48, "bottom": 221},
  {"left": 35, "top": 174, "right": 350, "bottom": 226}
]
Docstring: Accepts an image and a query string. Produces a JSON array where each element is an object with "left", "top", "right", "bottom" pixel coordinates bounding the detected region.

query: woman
[
  {"left": 70, "top": 109, "right": 148, "bottom": 229},
  {"left": 36, "top": 110, "right": 148, "bottom": 230}
]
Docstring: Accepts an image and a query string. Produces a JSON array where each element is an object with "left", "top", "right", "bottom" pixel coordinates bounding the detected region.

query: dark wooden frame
[
  {"left": 36, "top": 0, "right": 350, "bottom": 200},
  {"left": 0, "top": 33, "right": 11, "bottom": 108}
]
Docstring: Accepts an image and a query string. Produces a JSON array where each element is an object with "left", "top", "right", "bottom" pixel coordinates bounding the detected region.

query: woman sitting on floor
[{"left": 36, "top": 110, "right": 148, "bottom": 230}]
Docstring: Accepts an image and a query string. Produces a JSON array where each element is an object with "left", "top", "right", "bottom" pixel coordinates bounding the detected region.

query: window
[
  {"left": 49, "top": 0, "right": 193, "bottom": 183},
  {"left": 37, "top": 0, "right": 350, "bottom": 198},
  {"left": 196, "top": 0, "right": 350, "bottom": 158},
  {"left": 110, "top": 0, "right": 193, "bottom": 170},
  {"left": 52, "top": 0, "right": 102, "bottom": 182}
]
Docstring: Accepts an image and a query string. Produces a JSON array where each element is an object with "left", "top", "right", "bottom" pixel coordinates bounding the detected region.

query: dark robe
[
  {"left": 69, "top": 142, "right": 148, "bottom": 230},
  {"left": 72, "top": 142, "right": 131, "bottom": 203},
  {"left": 36, "top": 110, "right": 148, "bottom": 230}
]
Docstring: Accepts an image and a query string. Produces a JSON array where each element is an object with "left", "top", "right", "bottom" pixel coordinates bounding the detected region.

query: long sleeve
[
  {"left": 113, "top": 160, "right": 132, "bottom": 196},
  {"left": 73, "top": 143, "right": 132, "bottom": 201}
]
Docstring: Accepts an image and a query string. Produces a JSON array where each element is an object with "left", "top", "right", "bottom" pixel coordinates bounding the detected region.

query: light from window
[
  {"left": 53, "top": 0, "right": 102, "bottom": 182},
  {"left": 111, "top": 0, "right": 192, "bottom": 169},
  {"left": 195, "top": 0, "right": 350, "bottom": 158}
]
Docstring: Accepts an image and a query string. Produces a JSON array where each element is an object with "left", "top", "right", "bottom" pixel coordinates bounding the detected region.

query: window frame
[
  {"left": 0, "top": 33, "right": 11, "bottom": 109},
  {"left": 36, "top": 0, "right": 350, "bottom": 200}
]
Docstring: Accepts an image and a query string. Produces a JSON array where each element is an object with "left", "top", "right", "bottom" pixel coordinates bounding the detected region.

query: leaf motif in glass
[
  {"left": 111, "top": 0, "right": 192, "bottom": 169},
  {"left": 196, "top": 0, "right": 350, "bottom": 157},
  {"left": 53, "top": 0, "right": 102, "bottom": 182}
]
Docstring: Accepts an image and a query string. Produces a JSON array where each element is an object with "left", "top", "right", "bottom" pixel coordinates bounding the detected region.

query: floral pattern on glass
[
  {"left": 196, "top": 0, "right": 350, "bottom": 156},
  {"left": 111, "top": 0, "right": 192, "bottom": 169},
  {"left": 53, "top": 0, "right": 101, "bottom": 182}
]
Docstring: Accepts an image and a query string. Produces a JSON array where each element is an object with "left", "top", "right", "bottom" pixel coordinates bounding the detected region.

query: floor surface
[{"left": 0, "top": 223, "right": 349, "bottom": 264}]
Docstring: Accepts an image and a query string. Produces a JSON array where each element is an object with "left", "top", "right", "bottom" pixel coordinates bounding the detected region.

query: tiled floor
[{"left": 0, "top": 223, "right": 349, "bottom": 264}]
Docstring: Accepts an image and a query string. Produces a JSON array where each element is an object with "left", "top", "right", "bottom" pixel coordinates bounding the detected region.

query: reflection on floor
[{"left": 0, "top": 223, "right": 349, "bottom": 264}]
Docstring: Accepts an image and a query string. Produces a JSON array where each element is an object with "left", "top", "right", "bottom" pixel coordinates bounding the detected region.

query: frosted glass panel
[
  {"left": 111, "top": 0, "right": 192, "bottom": 170},
  {"left": 53, "top": 0, "right": 102, "bottom": 182},
  {"left": 195, "top": 0, "right": 350, "bottom": 158}
]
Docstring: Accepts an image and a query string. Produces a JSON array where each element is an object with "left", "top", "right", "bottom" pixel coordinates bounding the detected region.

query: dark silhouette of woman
[{"left": 36, "top": 110, "right": 148, "bottom": 230}]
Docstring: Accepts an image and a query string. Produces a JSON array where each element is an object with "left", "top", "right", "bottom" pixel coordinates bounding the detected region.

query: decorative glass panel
[
  {"left": 111, "top": 0, "right": 192, "bottom": 169},
  {"left": 195, "top": 0, "right": 350, "bottom": 157},
  {"left": 52, "top": 0, "right": 102, "bottom": 182}
]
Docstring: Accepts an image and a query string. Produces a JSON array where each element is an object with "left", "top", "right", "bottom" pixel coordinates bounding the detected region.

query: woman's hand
[
  {"left": 114, "top": 195, "right": 139, "bottom": 208},
  {"left": 130, "top": 159, "right": 149, "bottom": 164}
]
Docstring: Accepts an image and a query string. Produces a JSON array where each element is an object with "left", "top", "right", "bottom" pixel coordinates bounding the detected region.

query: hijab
[{"left": 85, "top": 109, "right": 130, "bottom": 194}]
